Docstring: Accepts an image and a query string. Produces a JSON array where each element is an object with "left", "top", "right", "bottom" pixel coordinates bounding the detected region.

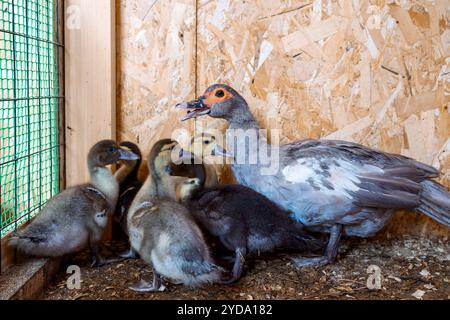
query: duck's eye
[
  {"left": 215, "top": 90, "right": 225, "bottom": 98},
  {"left": 204, "top": 140, "right": 210, "bottom": 145},
  {"left": 109, "top": 147, "right": 115, "bottom": 153}
]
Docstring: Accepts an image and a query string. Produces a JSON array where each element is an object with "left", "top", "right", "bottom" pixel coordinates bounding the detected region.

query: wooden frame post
[{"left": 65, "top": 0, "right": 116, "bottom": 186}]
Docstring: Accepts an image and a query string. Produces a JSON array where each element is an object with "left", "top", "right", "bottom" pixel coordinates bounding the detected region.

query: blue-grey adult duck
[
  {"left": 9, "top": 140, "right": 139, "bottom": 266},
  {"left": 177, "top": 84, "right": 450, "bottom": 267}
]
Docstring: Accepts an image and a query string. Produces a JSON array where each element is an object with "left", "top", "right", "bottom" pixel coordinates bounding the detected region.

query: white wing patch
[
  {"left": 282, "top": 158, "right": 383, "bottom": 196},
  {"left": 282, "top": 161, "right": 315, "bottom": 184}
]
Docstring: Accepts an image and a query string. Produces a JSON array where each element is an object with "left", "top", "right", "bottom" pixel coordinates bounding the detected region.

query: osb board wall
[
  {"left": 116, "top": 0, "right": 196, "bottom": 175},
  {"left": 117, "top": 0, "right": 450, "bottom": 237}
]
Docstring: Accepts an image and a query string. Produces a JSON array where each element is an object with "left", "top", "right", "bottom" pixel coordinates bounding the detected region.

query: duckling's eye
[
  {"left": 109, "top": 147, "right": 115, "bottom": 153},
  {"left": 204, "top": 140, "right": 210, "bottom": 145},
  {"left": 215, "top": 90, "right": 225, "bottom": 98}
]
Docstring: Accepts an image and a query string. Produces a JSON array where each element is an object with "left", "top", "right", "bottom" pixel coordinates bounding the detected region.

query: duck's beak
[
  {"left": 118, "top": 148, "right": 140, "bottom": 161},
  {"left": 178, "top": 148, "right": 195, "bottom": 161},
  {"left": 171, "top": 147, "right": 195, "bottom": 164},
  {"left": 176, "top": 96, "right": 211, "bottom": 121},
  {"left": 211, "top": 144, "right": 233, "bottom": 158}
]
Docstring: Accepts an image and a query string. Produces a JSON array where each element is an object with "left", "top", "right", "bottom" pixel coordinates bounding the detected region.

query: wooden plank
[{"left": 65, "top": 0, "right": 116, "bottom": 186}]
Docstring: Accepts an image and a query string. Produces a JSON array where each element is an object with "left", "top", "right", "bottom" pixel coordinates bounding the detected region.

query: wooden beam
[{"left": 65, "top": 0, "right": 116, "bottom": 186}]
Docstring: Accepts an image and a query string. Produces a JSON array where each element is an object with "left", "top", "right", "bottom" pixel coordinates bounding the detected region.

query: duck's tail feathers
[
  {"left": 8, "top": 231, "right": 49, "bottom": 256},
  {"left": 417, "top": 180, "right": 450, "bottom": 227}
]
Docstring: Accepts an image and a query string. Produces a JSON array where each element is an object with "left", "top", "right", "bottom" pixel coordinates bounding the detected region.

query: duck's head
[
  {"left": 177, "top": 84, "right": 251, "bottom": 122},
  {"left": 176, "top": 178, "right": 202, "bottom": 202},
  {"left": 148, "top": 139, "right": 194, "bottom": 180},
  {"left": 88, "top": 140, "right": 139, "bottom": 168},
  {"left": 190, "top": 133, "right": 232, "bottom": 158},
  {"left": 148, "top": 139, "right": 177, "bottom": 178}
]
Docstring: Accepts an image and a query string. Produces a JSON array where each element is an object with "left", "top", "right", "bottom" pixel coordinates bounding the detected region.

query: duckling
[
  {"left": 113, "top": 141, "right": 143, "bottom": 259},
  {"left": 9, "top": 140, "right": 139, "bottom": 266},
  {"left": 114, "top": 142, "right": 142, "bottom": 232},
  {"left": 170, "top": 134, "right": 222, "bottom": 188},
  {"left": 127, "top": 139, "right": 223, "bottom": 292},
  {"left": 177, "top": 175, "right": 325, "bottom": 284}
]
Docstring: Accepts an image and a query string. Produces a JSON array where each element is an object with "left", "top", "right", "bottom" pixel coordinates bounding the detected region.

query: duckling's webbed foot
[
  {"left": 219, "top": 247, "right": 246, "bottom": 284},
  {"left": 129, "top": 270, "right": 166, "bottom": 293},
  {"left": 118, "top": 247, "right": 139, "bottom": 260},
  {"left": 292, "top": 224, "right": 342, "bottom": 269},
  {"left": 291, "top": 256, "right": 330, "bottom": 268},
  {"left": 89, "top": 238, "right": 111, "bottom": 267}
]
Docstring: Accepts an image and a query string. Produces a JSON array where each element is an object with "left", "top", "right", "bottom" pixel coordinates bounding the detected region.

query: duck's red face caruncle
[{"left": 177, "top": 84, "right": 236, "bottom": 121}]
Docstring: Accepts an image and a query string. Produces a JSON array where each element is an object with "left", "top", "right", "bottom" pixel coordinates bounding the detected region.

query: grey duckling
[
  {"left": 9, "top": 140, "right": 139, "bottom": 266},
  {"left": 178, "top": 84, "right": 450, "bottom": 267},
  {"left": 177, "top": 173, "right": 325, "bottom": 284},
  {"left": 127, "top": 139, "right": 223, "bottom": 292}
]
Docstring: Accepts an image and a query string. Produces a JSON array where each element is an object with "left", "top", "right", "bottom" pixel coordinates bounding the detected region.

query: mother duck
[{"left": 177, "top": 84, "right": 450, "bottom": 267}]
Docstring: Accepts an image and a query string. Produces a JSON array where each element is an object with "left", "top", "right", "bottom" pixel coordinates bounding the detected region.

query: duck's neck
[
  {"left": 228, "top": 107, "right": 259, "bottom": 131},
  {"left": 153, "top": 173, "right": 177, "bottom": 199},
  {"left": 115, "top": 160, "right": 138, "bottom": 184},
  {"left": 226, "top": 113, "right": 280, "bottom": 185},
  {"left": 90, "top": 166, "right": 119, "bottom": 205}
]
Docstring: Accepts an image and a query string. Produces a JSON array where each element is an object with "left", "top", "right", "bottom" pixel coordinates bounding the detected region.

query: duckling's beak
[
  {"left": 118, "top": 148, "right": 140, "bottom": 161},
  {"left": 211, "top": 144, "right": 233, "bottom": 158},
  {"left": 178, "top": 148, "right": 195, "bottom": 161},
  {"left": 176, "top": 96, "right": 211, "bottom": 121}
]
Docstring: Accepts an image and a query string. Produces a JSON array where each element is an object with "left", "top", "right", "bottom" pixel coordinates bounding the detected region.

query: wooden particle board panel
[
  {"left": 117, "top": 0, "right": 449, "bottom": 237},
  {"left": 116, "top": 0, "right": 196, "bottom": 169}
]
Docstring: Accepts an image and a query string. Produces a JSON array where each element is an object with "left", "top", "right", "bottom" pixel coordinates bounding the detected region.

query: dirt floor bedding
[{"left": 43, "top": 236, "right": 449, "bottom": 300}]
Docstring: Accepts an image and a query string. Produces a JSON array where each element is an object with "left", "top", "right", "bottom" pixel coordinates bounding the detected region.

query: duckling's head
[
  {"left": 88, "top": 140, "right": 139, "bottom": 168},
  {"left": 177, "top": 84, "right": 251, "bottom": 122},
  {"left": 190, "top": 133, "right": 231, "bottom": 159},
  {"left": 148, "top": 139, "right": 179, "bottom": 181},
  {"left": 176, "top": 178, "right": 202, "bottom": 202}
]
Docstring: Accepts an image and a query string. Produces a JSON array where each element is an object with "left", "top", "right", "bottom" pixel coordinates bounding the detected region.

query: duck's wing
[
  {"left": 190, "top": 189, "right": 227, "bottom": 220},
  {"left": 279, "top": 139, "right": 438, "bottom": 210},
  {"left": 81, "top": 185, "right": 111, "bottom": 212}
]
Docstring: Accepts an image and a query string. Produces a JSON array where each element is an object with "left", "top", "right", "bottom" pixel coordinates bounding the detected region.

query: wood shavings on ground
[{"left": 44, "top": 236, "right": 449, "bottom": 300}]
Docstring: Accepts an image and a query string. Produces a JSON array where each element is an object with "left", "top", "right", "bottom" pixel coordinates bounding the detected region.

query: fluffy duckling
[
  {"left": 170, "top": 134, "right": 224, "bottom": 188},
  {"left": 9, "top": 140, "right": 139, "bottom": 266},
  {"left": 127, "top": 139, "right": 223, "bottom": 292},
  {"left": 177, "top": 176, "right": 325, "bottom": 284}
]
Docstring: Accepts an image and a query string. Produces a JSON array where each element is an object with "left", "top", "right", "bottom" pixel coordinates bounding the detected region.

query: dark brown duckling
[
  {"left": 127, "top": 140, "right": 223, "bottom": 292},
  {"left": 115, "top": 142, "right": 143, "bottom": 230},
  {"left": 113, "top": 141, "right": 143, "bottom": 259},
  {"left": 176, "top": 174, "right": 325, "bottom": 284},
  {"left": 9, "top": 140, "right": 139, "bottom": 266}
]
